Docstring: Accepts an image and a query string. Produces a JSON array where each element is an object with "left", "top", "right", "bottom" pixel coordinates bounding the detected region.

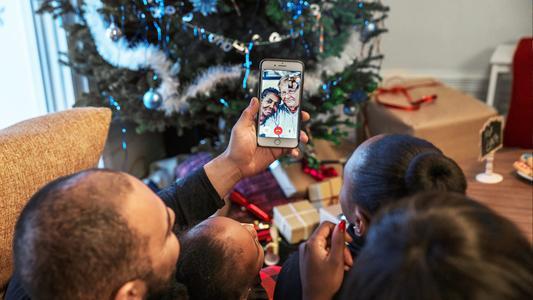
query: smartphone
[{"left": 257, "top": 59, "right": 304, "bottom": 148}]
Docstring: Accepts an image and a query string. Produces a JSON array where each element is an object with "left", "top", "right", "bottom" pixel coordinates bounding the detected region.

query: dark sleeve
[
  {"left": 274, "top": 252, "right": 349, "bottom": 300},
  {"left": 274, "top": 252, "right": 303, "bottom": 300},
  {"left": 157, "top": 167, "right": 225, "bottom": 228},
  {"left": 4, "top": 275, "right": 30, "bottom": 300}
]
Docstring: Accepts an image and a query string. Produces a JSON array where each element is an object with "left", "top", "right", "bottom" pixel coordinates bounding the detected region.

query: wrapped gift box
[
  {"left": 308, "top": 177, "right": 342, "bottom": 208},
  {"left": 273, "top": 200, "right": 320, "bottom": 244},
  {"left": 319, "top": 203, "right": 343, "bottom": 224},
  {"left": 270, "top": 139, "right": 354, "bottom": 198},
  {"left": 367, "top": 78, "right": 498, "bottom": 162}
]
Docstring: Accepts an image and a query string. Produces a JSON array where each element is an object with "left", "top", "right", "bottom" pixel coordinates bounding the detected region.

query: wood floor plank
[{"left": 458, "top": 148, "right": 533, "bottom": 242}]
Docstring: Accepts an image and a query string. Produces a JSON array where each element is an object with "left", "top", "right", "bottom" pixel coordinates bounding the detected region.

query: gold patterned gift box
[
  {"left": 308, "top": 177, "right": 343, "bottom": 208},
  {"left": 273, "top": 200, "right": 320, "bottom": 244}
]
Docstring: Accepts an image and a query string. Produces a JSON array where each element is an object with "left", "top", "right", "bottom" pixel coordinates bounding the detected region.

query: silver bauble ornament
[
  {"left": 143, "top": 89, "right": 162, "bottom": 110},
  {"left": 360, "top": 21, "right": 377, "bottom": 43},
  {"left": 106, "top": 23, "right": 122, "bottom": 42}
]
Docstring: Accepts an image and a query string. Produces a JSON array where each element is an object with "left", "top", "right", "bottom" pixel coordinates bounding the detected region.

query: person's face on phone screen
[
  {"left": 260, "top": 92, "right": 280, "bottom": 122},
  {"left": 279, "top": 78, "right": 300, "bottom": 113}
]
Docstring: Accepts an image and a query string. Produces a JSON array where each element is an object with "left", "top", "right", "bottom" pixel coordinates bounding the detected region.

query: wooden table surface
[{"left": 458, "top": 148, "right": 532, "bottom": 242}]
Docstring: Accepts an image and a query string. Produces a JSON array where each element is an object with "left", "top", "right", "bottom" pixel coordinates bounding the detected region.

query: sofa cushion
[{"left": 0, "top": 107, "right": 111, "bottom": 292}]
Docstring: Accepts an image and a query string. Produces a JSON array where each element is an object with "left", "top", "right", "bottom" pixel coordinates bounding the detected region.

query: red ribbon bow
[
  {"left": 302, "top": 160, "right": 339, "bottom": 181},
  {"left": 375, "top": 81, "right": 440, "bottom": 111}
]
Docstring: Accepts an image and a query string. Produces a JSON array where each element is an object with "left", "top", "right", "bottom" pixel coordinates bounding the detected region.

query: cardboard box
[
  {"left": 366, "top": 78, "right": 498, "bottom": 162},
  {"left": 273, "top": 200, "right": 320, "bottom": 244},
  {"left": 319, "top": 204, "right": 343, "bottom": 224},
  {"left": 308, "top": 177, "right": 342, "bottom": 208}
]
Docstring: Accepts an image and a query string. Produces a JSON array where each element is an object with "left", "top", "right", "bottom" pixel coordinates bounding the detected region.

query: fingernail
[
  {"left": 339, "top": 220, "right": 346, "bottom": 233},
  {"left": 249, "top": 98, "right": 256, "bottom": 107}
]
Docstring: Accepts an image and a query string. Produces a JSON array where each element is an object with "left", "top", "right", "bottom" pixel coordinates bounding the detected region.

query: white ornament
[
  {"left": 310, "top": 4, "right": 320, "bottom": 16},
  {"left": 269, "top": 32, "right": 282, "bottom": 42},
  {"left": 232, "top": 41, "right": 246, "bottom": 53}
]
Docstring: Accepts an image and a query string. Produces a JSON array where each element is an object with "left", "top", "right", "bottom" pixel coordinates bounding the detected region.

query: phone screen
[{"left": 258, "top": 69, "right": 302, "bottom": 139}]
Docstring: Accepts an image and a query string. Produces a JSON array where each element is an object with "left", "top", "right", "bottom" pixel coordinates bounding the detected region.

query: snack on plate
[
  {"left": 519, "top": 153, "right": 532, "bottom": 168},
  {"left": 513, "top": 161, "right": 532, "bottom": 177},
  {"left": 513, "top": 153, "right": 533, "bottom": 178}
]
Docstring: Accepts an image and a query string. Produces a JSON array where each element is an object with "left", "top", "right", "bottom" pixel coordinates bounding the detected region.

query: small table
[{"left": 458, "top": 148, "right": 532, "bottom": 242}]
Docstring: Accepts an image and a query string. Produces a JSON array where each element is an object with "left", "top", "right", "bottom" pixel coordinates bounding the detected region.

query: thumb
[
  {"left": 328, "top": 220, "right": 347, "bottom": 265},
  {"left": 239, "top": 97, "right": 259, "bottom": 125}
]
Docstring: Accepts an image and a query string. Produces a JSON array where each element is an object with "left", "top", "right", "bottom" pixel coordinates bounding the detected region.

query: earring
[{"left": 353, "top": 223, "right": 362, "bottom": 236}]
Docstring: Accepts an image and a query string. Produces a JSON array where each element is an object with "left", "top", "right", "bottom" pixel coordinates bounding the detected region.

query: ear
[
  {"left": 114, "top": 280, "right": 148, "bottom": 300},
  {"left": 354, "top": 207, "right": 369, "bottom": 236}
]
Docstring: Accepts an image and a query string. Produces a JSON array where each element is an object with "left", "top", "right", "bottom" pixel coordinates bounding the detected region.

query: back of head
[
  {"left": 347, "top": 134, "right": 467, "bottom": 215},
  {"left": 340, "top": 192, "right": 533, "bottom": 300},
  {"left": 13, "top": 169, "right": 149, "bottom": 300},
  {"left": 176, "top": 224, "right": 252, "bottom": 300}
]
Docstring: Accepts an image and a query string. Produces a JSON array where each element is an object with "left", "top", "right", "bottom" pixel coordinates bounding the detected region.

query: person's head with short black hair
[
  {"left": 340, "top": 134, "right": 466, "bottom": 237},
  {"left": 13, "top": 169, "right": 181, "bottom": 300},
  {"left": 176, "top": 216, "right": 264, "bottom": 300},
  {"left": 340, "top": 192, "right": 533, "bottom": 300}
]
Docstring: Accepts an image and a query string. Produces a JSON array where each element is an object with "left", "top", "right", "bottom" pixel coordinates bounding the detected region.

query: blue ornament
[
  {"left": 285, "top": 0, "right": 309, "bottom": 20},
  {"left": 189, "top": 0, "right": 218, "bottom": 16},
  {"left": 343, "top": 104, "right": 357, "bottom": 116},
  {"left": 182, "top": 13, "right": 193, "bottom": 22},
  {"left": 349, "top": 90, "right": 369, "bottom": 104},
  {"left": 165, "top": 6, "right": 176, "bottom": 15},
  {"left": 143, "top": 89, "right": 162, "bottom": 109}
]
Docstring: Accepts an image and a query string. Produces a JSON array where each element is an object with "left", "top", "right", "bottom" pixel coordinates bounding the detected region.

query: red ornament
[{"left": 274, "top": 126, "right": 283, "bottom": 135}]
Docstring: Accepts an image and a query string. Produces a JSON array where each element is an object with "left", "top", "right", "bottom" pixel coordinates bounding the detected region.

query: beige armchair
[{"left": 0, "top": 107, "right": 111, "bottom": 295}]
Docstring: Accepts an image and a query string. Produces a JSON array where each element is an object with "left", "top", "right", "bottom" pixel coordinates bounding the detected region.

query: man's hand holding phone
[
  {"left": 204, "top": 97, "right": 309, "bottom": 198},
  {"left": 227, "top": 97, "right": 310, "bottom": 176}
]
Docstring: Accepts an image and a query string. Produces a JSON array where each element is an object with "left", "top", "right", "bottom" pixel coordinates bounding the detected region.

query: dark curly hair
[
  {"left": 176, "top": 223, "right": 256, "bottom": 300},
  {"left": 340, "top": 192, "right": 533, "bottom": 300},
  {"left": 260, "top": 87, "right": 280, "bottom": 100}
]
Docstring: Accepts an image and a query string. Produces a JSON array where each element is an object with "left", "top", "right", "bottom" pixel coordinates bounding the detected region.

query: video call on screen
[{"left": 258, "top": 70, "right": 302, "bottom": 139}]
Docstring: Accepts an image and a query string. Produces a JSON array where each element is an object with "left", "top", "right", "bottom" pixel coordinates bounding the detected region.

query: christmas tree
[{"left": 39, "top": 0, "right": 388, "bottom": 151}]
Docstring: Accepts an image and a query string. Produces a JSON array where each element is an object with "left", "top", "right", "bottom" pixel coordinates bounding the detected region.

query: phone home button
[{"left": 274, "top": 138, "right": 281, "bottom": 145}]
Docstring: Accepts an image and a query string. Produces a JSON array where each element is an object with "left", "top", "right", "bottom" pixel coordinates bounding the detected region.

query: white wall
[
  {"left": 0, "top": 0, "right": 47, "bottom": 129},
  {"left": 382, "top": 0, "right": 532, "bottom": 77}
]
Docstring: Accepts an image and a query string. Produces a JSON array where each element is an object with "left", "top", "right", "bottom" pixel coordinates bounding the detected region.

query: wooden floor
[{"left": 458, "top": 148, "right": 532, "bottom": 242}]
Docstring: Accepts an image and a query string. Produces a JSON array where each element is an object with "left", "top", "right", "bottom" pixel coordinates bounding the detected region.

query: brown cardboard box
[
  {"left": 313, "top": 139, "right": 357, "bottom": 162},
  {"left": 367, "top": 79, "right": 498, "bottom": 162},
  {"left": 273, "top": 200, "right": 320, "bottom": 244}
]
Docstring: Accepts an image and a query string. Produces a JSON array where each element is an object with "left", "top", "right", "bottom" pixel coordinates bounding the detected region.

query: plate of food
[{"left": 513, "top": 153, "right": 532, "bottom": 182}]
